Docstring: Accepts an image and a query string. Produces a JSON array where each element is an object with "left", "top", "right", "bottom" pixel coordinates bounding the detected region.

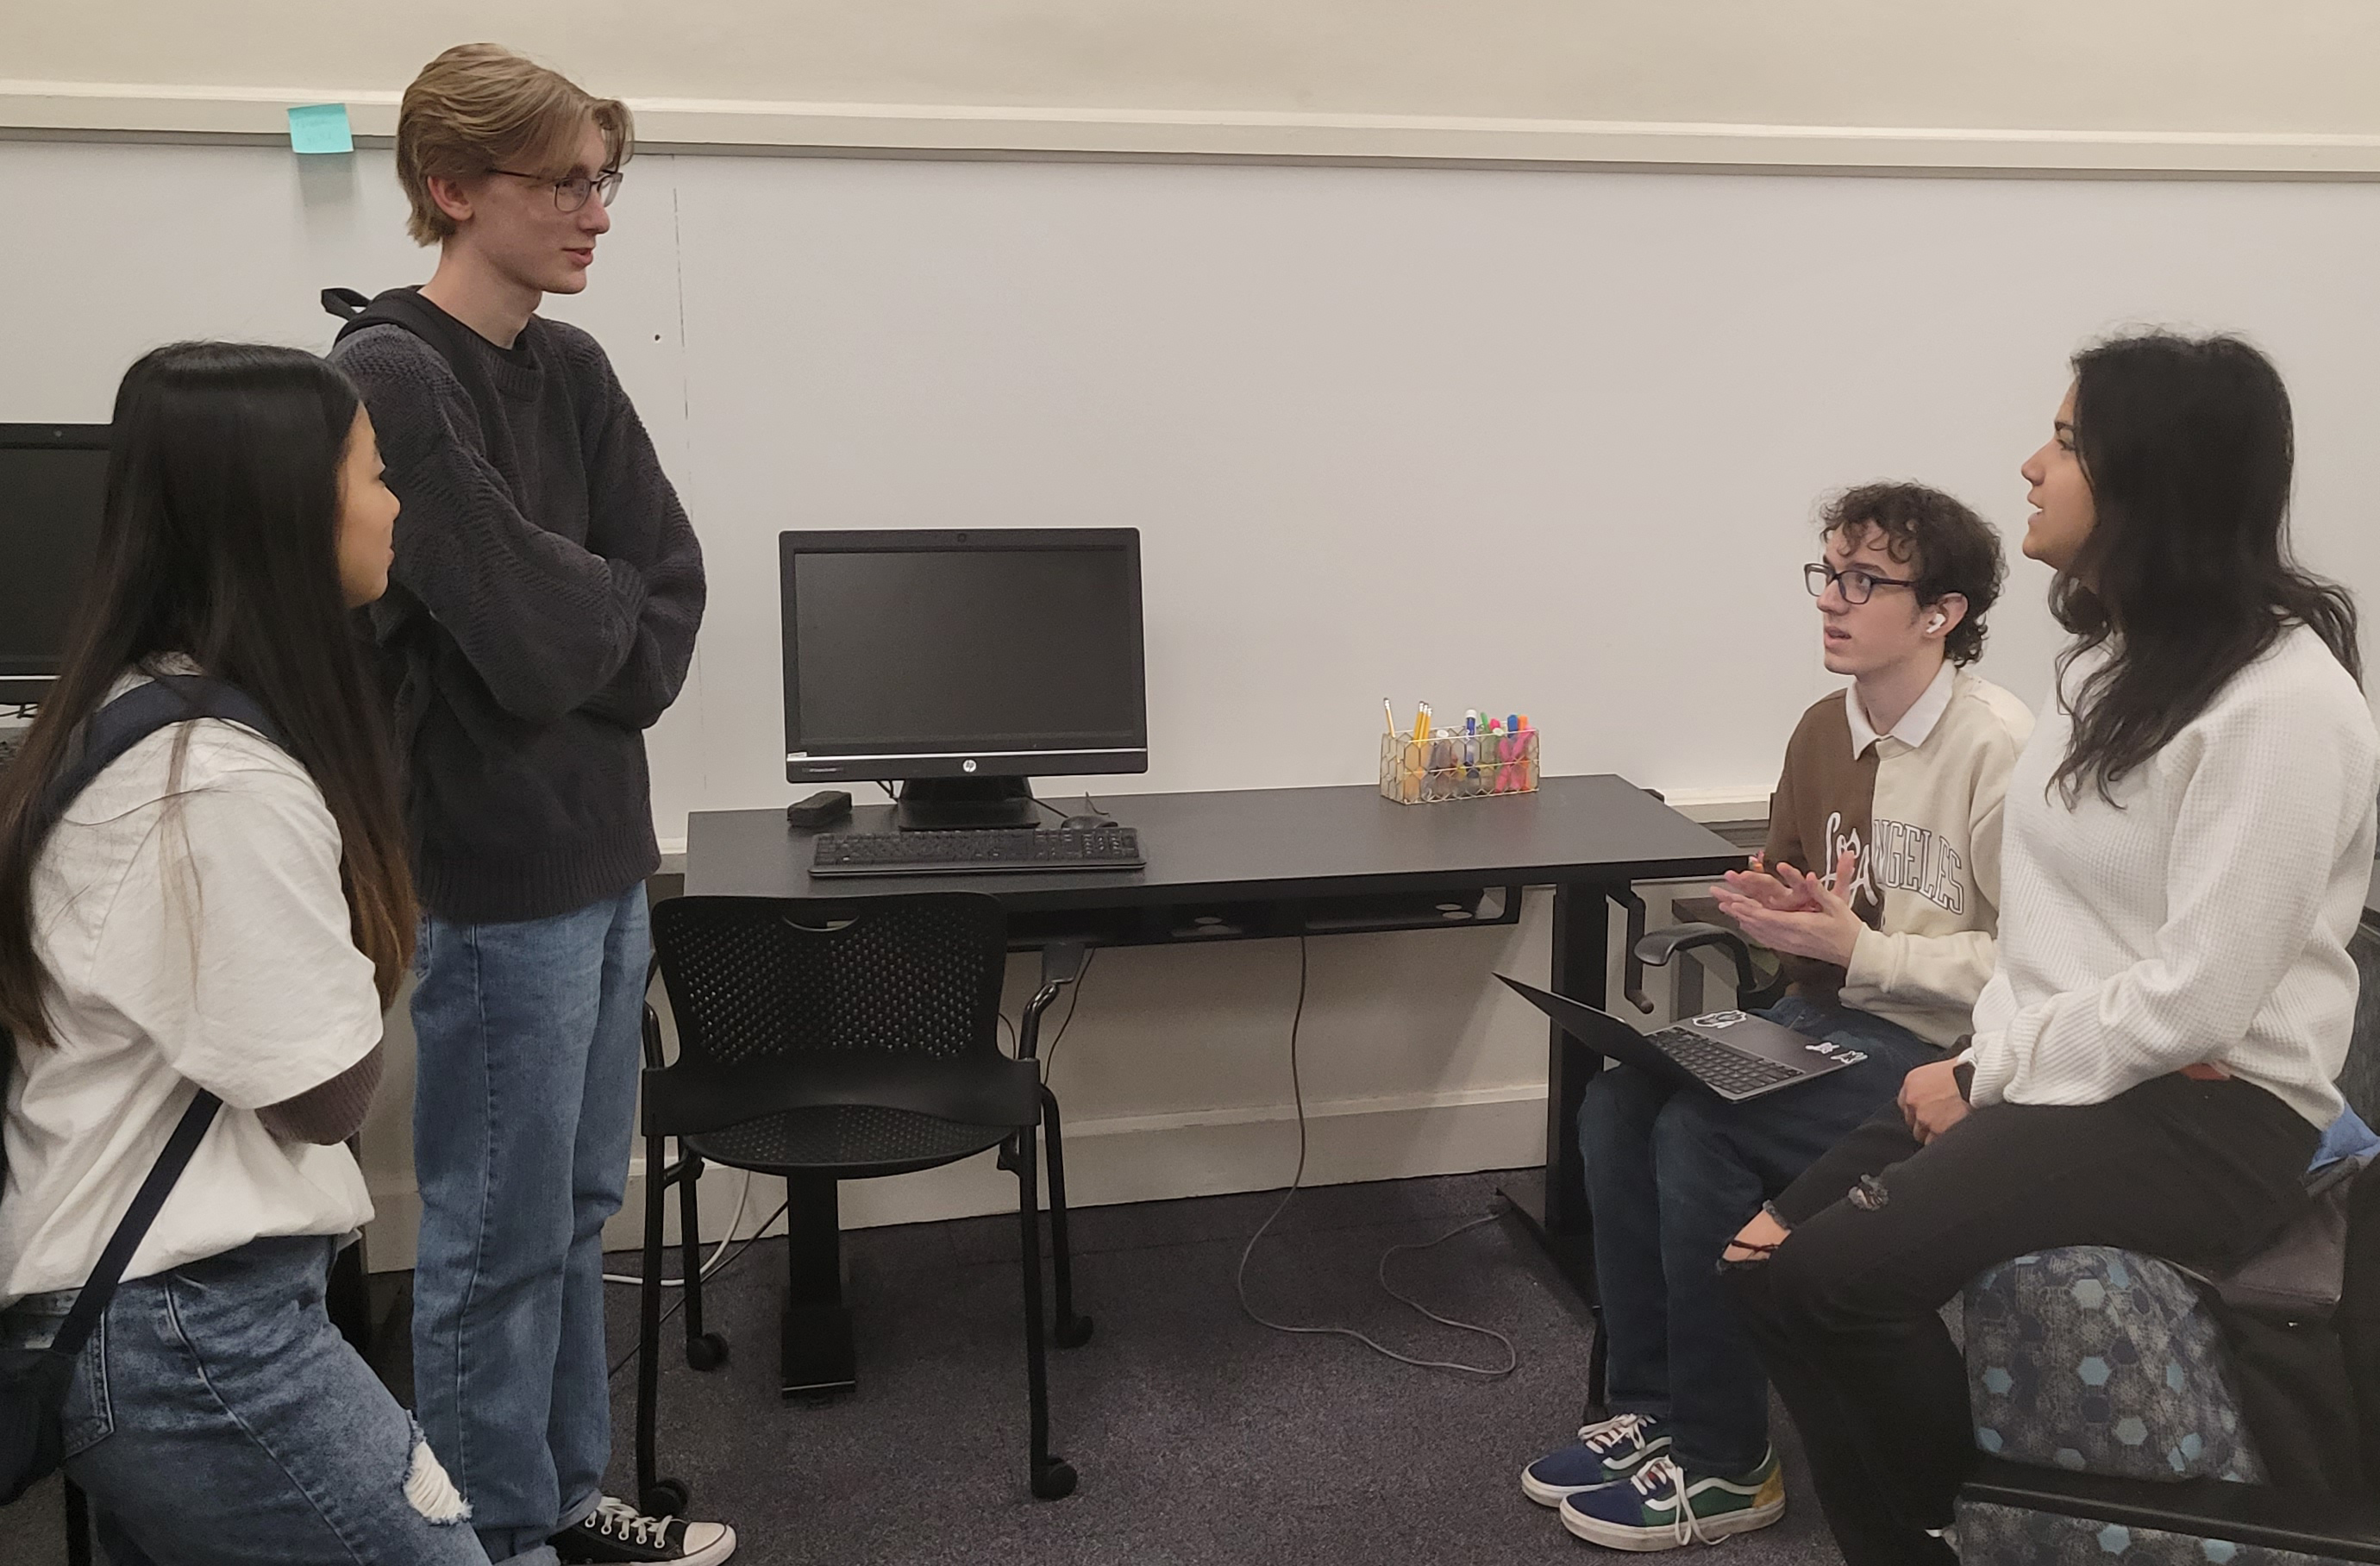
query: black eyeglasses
[
  {"left": 1805, "top": 561, "right": 1918, "bottom": 605},
  {"left": 487, "top": 166, "right": 623, "bottom": 213}
]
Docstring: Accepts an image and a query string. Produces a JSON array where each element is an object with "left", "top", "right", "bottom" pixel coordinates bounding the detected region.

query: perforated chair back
[{"left": 646, "top": 893, "right": 1033, "bottom": 1149}]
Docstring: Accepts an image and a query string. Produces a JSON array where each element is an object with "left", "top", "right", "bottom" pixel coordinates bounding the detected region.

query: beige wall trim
[{"left": 16, "top": 80, "right": 2380, "bottom": 178}]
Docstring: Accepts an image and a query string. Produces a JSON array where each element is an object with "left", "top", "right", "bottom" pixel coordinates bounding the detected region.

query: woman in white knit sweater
[{"left": 1720, "top": 331, "right": 2379, "bottom": 1566}]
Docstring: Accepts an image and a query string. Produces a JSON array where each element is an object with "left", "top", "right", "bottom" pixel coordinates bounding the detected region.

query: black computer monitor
[
  {"left": 0, "top": 424, "right": 110, "bottom": 707},
  {"left": 780, "top": 528, "right": 1149, "bottom": 829}
]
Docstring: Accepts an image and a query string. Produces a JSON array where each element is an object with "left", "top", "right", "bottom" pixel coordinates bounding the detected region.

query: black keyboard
[
  {"left": 811, "top": 825, "right": 1145, "bottom": 878},
  {"left": 1644, "top": 1027, "right": 1805, "bottom": 1095}
]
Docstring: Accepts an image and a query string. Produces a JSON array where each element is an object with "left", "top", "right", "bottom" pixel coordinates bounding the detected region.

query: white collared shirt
[{"left": 1845, "top": 658, "right": 1959, "bottom": 757}]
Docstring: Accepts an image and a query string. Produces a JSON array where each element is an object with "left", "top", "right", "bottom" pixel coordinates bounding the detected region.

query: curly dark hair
[{"left": 1819, "top": 481, "right": 2006, "bottom": 667}]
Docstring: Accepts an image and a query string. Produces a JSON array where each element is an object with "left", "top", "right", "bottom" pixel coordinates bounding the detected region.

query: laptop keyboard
[{"left": 1644, "top": 1027, "right": 1805, "bottom": 1094}]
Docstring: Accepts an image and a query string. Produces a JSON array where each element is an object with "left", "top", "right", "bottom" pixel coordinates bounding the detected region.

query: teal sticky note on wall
[{"left": 287, "top": 103, "right": 354, "bottom": 155}]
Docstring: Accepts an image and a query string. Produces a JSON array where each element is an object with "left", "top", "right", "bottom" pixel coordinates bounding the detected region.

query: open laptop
[{"left": 1497, "top": 974, "right": 1867, "bottom": 1103}]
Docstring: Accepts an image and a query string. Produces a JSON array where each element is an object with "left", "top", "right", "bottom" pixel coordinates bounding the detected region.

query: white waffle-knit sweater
[{"left": 1967, "top": 623, "right": 2378, "bottom": 1126}]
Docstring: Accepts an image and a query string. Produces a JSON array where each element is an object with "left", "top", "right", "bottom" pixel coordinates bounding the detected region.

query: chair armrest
[
  {"left": 1634, "top": 923, "right": 1763, "bottom": 1005},
  {"left": 640, "top": 1000, "right": 669, "bottom": 1073},
  {"left": 1017, "top": 941, "right": 1089, "bottom": 1062},
  {"left": 1039, "top": 941, "right": 1087, "bottom": 988}
]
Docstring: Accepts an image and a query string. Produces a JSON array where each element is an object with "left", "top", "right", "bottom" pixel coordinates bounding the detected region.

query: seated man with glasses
[{"left": 1521, "top": 483, "right": 2032, "bottom": 1552}]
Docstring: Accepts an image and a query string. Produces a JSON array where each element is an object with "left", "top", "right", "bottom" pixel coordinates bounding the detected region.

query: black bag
[
  {"left": 0, "top": 676, "right": 285, "bottom": 1504},
  {"left": 2186, "top": 1150, "right": 2379, "bottom": 1498},
  {"left": 2344, "top": 1154, "right": 2380, "bottom": 1492}
]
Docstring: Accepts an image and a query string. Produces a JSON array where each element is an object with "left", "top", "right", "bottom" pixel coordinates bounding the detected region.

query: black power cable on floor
[{"left": 1232, "top": 936, "right": 1519, "bottom": 1379}]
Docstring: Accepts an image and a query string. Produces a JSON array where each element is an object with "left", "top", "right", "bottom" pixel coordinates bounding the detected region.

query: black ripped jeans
[{"left": 1723, "top": 1074, "right": 2316, "bottom": 1566}]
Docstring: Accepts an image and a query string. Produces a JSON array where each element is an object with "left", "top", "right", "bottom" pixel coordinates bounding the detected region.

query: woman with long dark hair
[
  {"left": 0, "top": 343, "right": 487, "bottom": 1563},
  {"left": 1722, "top": 332, "right": 2378, "bottom": 1566}
]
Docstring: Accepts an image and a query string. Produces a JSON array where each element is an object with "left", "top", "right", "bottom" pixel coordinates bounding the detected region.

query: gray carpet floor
[{"left": 1, "top": 1170, "right": 1847, "bottom": 1566}]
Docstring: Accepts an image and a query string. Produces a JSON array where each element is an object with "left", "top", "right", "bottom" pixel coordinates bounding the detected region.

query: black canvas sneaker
[{"left": 553, "top": 1497, "right": 736, "bottom": 1565}]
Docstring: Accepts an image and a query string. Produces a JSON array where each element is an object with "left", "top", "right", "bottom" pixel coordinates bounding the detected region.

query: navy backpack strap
[
  {"left": 41, "top": 1093, "right": 218, "bottom": 1360},
  {"left": 12, "top": 674, "right": 285, "bottom": 1355},
  {"left": 38, "top": 676, "right": 282, "bottom": 835}
]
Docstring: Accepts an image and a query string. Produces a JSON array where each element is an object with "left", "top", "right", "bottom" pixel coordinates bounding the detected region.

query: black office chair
[{"left": 632, "top": 892, "right": 1093, "bottom": 1510}]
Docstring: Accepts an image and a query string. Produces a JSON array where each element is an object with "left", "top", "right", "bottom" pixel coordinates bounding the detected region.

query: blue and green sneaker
[
  {"left": 1558, "top": 1450, "right": 1784, "bottom": 1550},
  {"left": 1520, "top": 1413, "right": 1674, "bottom": 1507}
]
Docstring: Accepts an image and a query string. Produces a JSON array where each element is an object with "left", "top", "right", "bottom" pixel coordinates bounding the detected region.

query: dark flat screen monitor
[
  {"left": 0, "top": 425, "right": 110, "bottom": 707},
  {"left": 780, "top": 529, "right": 1149, "bottom": 805}
]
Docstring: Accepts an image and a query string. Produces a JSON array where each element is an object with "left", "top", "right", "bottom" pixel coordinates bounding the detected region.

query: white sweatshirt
[{"left": 1967, "top": 623, "right": 2378, "bottom": 1126}]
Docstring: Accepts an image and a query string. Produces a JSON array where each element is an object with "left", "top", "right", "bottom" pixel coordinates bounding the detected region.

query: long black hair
[
  {"left": 2050, "top": 331, "right": 2360, "bottom": 802},
  {"left": 0, "top": 342, "right": 416, "bottom": 1043}
]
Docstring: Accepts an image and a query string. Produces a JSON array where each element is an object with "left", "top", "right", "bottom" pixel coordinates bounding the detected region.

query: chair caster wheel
[
  {"left": 686, "top": 1331, "right": 729, "bottom": 1371},
  {"left": 642, "top": 1478, "right": 690, "bottom": 1517},
  {"left": 1031, "top": 1459, "right": 1078, "bottom": 1500},
  {"left": 1055, "top": 1314, "right": 1095, "bottom": 1349}
]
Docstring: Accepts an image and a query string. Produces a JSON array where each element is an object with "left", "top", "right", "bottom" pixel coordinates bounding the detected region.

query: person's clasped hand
[
  {"left": 1708, "top": 849, "right": 1864, "bottom": 969},
  {"left": 1897, "top": 1057, "right": 1971, "bottom": 1144}
]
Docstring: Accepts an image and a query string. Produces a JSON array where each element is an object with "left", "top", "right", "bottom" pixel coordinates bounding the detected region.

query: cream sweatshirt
[
  {"left": 1767, "top": 662, "right": 2035, "bottom": 1047},
  {"left": 1967, "top": 623, "right": 2379, "bottom": 1126}
]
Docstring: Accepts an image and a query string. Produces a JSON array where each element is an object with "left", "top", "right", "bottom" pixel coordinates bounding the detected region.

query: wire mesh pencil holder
[{"left": 1379, "top": 728, "right": 1540, "bottom": 805}]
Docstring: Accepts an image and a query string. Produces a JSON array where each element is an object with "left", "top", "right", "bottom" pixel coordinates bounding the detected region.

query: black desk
[{"left": 683, "top": 774, "right": 1743, "bottom": 1394}]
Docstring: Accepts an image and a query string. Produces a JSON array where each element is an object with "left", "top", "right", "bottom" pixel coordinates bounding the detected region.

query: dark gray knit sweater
[{"left": 331, "top": 303, "right": 704, "bottom": 923}]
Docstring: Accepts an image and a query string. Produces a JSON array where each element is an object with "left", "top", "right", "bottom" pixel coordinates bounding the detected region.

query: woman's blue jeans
[{"left": 1, "top": 1234, "right": 490, "bottom": 1565}]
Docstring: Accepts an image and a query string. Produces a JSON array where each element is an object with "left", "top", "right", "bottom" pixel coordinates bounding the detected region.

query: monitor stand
[{"left": 894, "top": 776, "right": 1040, "bottom": 831}]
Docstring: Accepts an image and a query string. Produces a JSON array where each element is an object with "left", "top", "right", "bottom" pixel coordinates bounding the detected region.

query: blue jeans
[
  {"left": 0, "top": 1235, "right": 488, "bottom": 1565},
  {"left": 410, "top": 886, "right": 649, "bottom": 1566},
  {"left": 1579, "top": 995, "right": 1941, "bottom": 1475}
]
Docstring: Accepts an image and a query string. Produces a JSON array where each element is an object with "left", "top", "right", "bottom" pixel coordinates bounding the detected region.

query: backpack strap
[
  {"left": 41, "top": 1093, "right": 217, "bottom": 1360},
  {"left": 8, "top": 674, "right": 288, "bottom": 1354},
  {"left": 41, "top": 675, "right": 283, "bottom": 827},
  {"left": 323, "top": 285, "right": 510, "bottom": 460}
]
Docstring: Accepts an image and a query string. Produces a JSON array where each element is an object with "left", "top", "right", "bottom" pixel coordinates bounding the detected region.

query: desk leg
[
  {"left": 781, "top": 1175, "right": 856, "bottom": 1400},
  {"left": 1500, "top": 880, "right": 1606, "bottom": 1306}
]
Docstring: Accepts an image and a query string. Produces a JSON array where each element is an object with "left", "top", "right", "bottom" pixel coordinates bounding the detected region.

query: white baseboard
[{"left": 360, "top": 1083, "right": 1548, "bottom": 1272}]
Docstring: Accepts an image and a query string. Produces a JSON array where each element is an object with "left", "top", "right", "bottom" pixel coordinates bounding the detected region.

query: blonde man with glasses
[{"left": 328, "top": 44, "right": 725, "bottom": 1566}]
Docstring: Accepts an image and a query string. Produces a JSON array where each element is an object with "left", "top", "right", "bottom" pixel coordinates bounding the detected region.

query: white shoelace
[
  {"left": 592, "top": 1497, "right": 672, "bottom": 1547},
  {"left": 1627, "top": 1456, "right": 1713, "bottom": 1548},
  {"left": 1581, "top": 1412, "right": 1657, "bottom": 1456}
]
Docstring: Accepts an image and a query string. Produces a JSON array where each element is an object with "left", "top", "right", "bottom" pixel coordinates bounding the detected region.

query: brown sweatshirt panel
[
  {"left": 256, "top": 1043, "right": 385, "bottom": 1146},
  {"left": 1760, "top": 693, "right": 1880, "bottom": 998}
]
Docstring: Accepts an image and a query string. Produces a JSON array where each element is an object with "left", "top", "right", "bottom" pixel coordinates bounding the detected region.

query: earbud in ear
[{"left": 1927, "top": 614, "right": 1946, "bottom": 632}]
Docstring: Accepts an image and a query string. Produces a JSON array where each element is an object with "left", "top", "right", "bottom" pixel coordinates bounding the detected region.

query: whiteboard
[{"left": 10, "top": 139, "right": 2380, "bottom": 846}]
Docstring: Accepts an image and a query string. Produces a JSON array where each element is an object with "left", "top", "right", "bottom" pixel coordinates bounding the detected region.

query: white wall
[{"left": 13, "top": 138, "right": 2380, "bottom": 1258}]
